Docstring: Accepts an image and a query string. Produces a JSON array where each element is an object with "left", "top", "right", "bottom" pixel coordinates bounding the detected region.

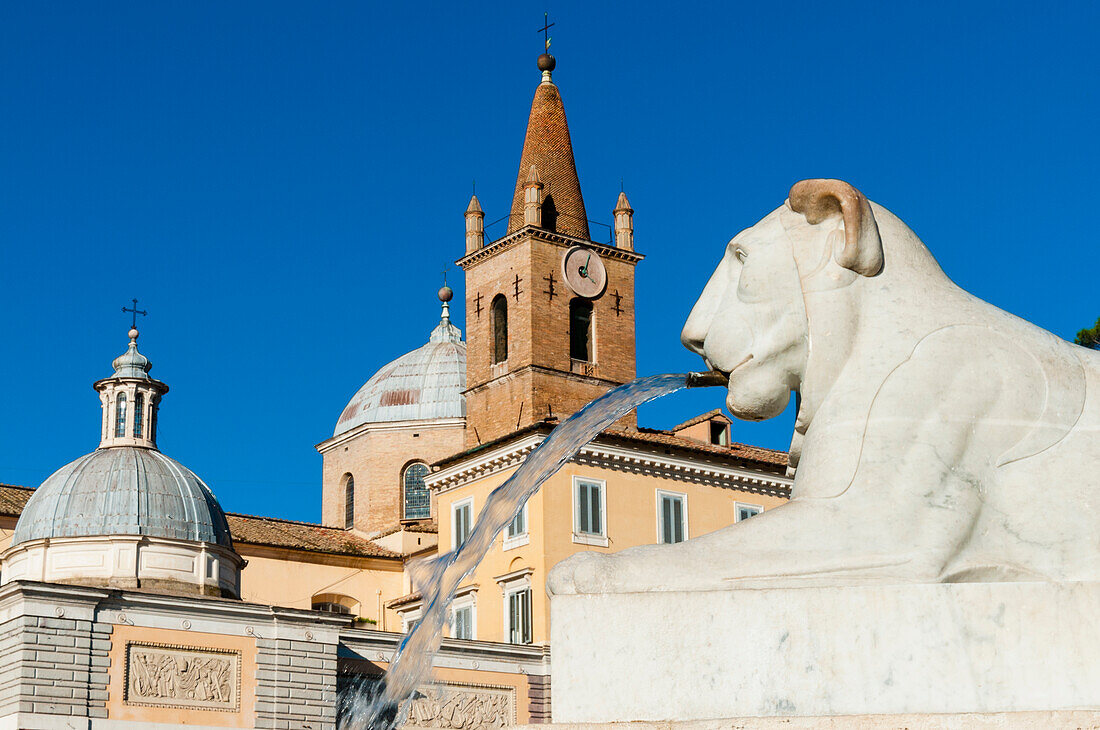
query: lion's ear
[{"left": 788, "top": 179, "right": 883, "bottom": 277}]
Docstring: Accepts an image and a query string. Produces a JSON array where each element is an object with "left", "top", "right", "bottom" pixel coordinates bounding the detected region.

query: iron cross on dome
[{"left": 122, "top": 298, "right": 147, "bottom": 329}]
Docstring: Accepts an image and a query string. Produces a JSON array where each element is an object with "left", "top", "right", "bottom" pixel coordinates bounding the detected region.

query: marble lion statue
[{"left": 550, "top": 178, "right": 1100, "bottom": 595}]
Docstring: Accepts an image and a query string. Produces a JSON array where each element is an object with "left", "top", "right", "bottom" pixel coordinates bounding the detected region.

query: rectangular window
[
  {"left": 452, "top": 498, "right": 473, "bottom": 550},
  {"left": 507, "top": 588, "right": 532, "bottom": 644},
  {"left": 658, "top": 491, "right": 687, "bottom": 544},
  {"left": 572, "top": 477, "right": 608, "bottom": 547},
  {"left": 736, "top": 503, "right": 762, "bottom": 522},
  {"left": 452, "top": 604, "right": 474, "bottom": 640},
  {"left": 503, "top": 504, "right": 529, "bottom": 550}
]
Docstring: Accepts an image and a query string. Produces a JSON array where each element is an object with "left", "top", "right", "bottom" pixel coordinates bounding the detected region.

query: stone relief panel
[
  {"left": 124, "top": 641, "right": 240, "bottom": 712},
  {"left": 405, "top": 682, "right": 516, "bottom": 730}
]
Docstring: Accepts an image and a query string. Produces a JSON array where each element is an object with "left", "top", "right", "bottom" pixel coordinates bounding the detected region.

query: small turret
[
  {"left": 614, "top": 191, "right": 634, "bottom": 251},
  {"left": 465, "top": 194, "right": 485, "bottom": 253},
  {"left": 523, "top": 165, "right": 543, "bottom": 227}
]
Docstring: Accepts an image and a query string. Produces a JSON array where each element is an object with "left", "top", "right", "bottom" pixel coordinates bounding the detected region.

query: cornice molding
[
  {"left": 317, "top": 417, "right": 466, "bottom": 453},
  {"left": 426, "top": 434, "right": 791, "bottom": 497},
  {"left": 456, "top": 227, "right": 643, "bottom": 269}
]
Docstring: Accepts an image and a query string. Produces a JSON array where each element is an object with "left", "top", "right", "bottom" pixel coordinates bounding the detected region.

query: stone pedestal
[{"left": 549, "top": 582, "right": 1100, "bottom": 723}]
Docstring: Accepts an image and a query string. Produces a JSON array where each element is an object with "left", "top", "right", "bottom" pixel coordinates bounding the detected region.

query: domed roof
[
  {"left": 334, "top": 307, "right": 466, "bottom": 436},
  {"left": 13, "top": 446, "right": 233, "bottom": 547}
]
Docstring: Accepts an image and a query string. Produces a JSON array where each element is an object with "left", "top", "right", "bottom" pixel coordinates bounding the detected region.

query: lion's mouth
[{"left": 685, "top": 354, "right": 752, "bottom": 389}]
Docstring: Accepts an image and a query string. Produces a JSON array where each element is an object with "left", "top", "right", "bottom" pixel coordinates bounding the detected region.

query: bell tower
[{"left": 458, "top": 52, "right": 643, "bottom": 447}]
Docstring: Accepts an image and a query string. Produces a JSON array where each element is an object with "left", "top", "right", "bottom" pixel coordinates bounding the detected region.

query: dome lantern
[{"left": 93, "top": 326, "right": 169, "bottom": 449}]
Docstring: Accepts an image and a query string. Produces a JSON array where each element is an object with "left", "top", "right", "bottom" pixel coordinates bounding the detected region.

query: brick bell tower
[{"left": 457, "top": 51, "right": 643, "bottom": 448}]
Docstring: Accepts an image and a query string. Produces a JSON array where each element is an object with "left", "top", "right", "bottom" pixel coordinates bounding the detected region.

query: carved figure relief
[
  {"left": 125, "top": 642, "right": 240, "bottom": 712},
  {"left": 405, "top": 683, "right": 516, "bottom": 730}
]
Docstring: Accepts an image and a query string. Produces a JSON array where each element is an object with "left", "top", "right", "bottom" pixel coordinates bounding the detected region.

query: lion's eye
[{"left": 734, "top": 247, "right": 747, "bottom": 263}]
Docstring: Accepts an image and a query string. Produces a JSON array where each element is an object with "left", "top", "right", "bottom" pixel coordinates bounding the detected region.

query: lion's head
[{"left": 681, "top": 179, "right": 885, "bottom": 421}]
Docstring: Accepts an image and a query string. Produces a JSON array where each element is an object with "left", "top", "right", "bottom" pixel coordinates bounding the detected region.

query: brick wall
[
  {"left": 462, "top": 233, "right": 639, "bottom": 447},
  {"left": 321, "top": 422, "right": 465, "bottom": 532},
  {"left": 527, "top": 672, "right": 552, "bottom": 723}
]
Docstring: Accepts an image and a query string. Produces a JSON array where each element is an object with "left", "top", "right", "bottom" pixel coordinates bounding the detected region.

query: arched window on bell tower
[
  {"left": 343, "top": 474, "right": 355, "bottom": 529},
  {"left": 570, "top": 298, "right": 594, "bottom": 363},
  {"left": 115, "top": 393, "right": 128, "bottom": 438},
  {"left": 491, "top": 295, "right": 508, "bottom": 364}
]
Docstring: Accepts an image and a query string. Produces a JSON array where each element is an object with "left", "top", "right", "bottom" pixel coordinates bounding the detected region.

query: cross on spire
[
  {"left": 538, "top": 12, "right": 554, "bottom": 52},
  {"left": 122, "top": 298, "right": 147, "bottom": 330}
]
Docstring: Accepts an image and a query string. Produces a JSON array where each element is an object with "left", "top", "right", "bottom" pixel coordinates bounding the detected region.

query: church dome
[
  {"left": 3, "top": 320, "right": 243, "bottom": 599},
  {"left": 335, "top": 302, "right": 466, "bottom": 436},
  {"left": 13, "top": 447, "right": 233, "bottom": 547}
]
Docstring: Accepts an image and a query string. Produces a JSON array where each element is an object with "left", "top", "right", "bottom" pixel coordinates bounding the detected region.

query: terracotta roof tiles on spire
[{"left": 507, "top": 59, "right": 590, "bottom": 240}]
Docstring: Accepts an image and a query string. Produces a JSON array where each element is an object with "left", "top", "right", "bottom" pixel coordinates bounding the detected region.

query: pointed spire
[
  {"left": 507, "top": 55, "right": 590, "bottom": 240},
  {"left": 465, "top": 194, "right": 485, "bottom": 252},
  {"left": 614, "top": 191, "right": 634, "bottom": 251}
]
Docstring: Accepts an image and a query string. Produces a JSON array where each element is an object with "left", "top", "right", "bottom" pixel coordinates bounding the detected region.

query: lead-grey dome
[
  {"left": 334, "top": 310, "right": 466, "bottom": 436},
  {"left": 13, "top": 447, "right": 233, "bottom": 547}
]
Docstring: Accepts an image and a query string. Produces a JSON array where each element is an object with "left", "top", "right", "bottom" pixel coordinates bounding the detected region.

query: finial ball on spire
[
  {"left": 129, "top": 327, "right": 139, "bottom": 342},
  {"left": 537, "top": 53, "right": 556, "bottom": 72},
  {"left": 438, "top": 286, "right": 454, "bottom": 303}
]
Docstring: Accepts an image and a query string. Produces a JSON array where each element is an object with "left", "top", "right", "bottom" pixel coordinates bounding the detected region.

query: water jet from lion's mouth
[{"left": 341, "top": 373, "right": 698, "bottom": 730}]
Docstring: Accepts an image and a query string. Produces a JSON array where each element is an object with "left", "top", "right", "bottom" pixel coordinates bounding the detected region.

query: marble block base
[
  {"left": 549, "top": 581, "right": 1100, "bottom": 723},
  {"left": 515, "top": 711, "right": 1100, "bottom": 729}
]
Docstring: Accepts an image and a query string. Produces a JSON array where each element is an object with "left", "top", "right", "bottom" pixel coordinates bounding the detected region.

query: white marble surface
[
  {"left": 549, "top": 179, "right": 1100, "bottom": 597},
  {"left": 550, "top": 581, "right": 1100, "bottom": 723},
  {"left": 515, "top": 712, "right": 1100, "bottom": 730}
]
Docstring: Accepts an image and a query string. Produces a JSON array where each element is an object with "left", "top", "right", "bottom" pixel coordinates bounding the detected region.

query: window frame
[
  {"left": 343, "top": 473, "right": 355, "bottom": 530},
  {"left": 496, "top": 568, "right": 534, "bottom": 645},
  {"left": 569, "top": 298, "right": 594, "bottom": 363},
  {"left": 451, "top": 496, "right": 474, "bottom": 551},
  {"left": 133, "top": 392, "right": 145, "bottom": 438},
  {"left": 572, "top": 476, "right": 608, "bottom": 547},
  {"left": 735, "top": 502, "right": 763, "bottom": 522},
  {"left": 114, "top": 392, "right": 128, "bottom": 438},
  {"left": 503, "top": 503, "right": 530, "bottom": 551},
  {"left": 655, "top": 489, "right": 688, "bottom": 544},
  {"left": 403, "top": 461, "right": 431, "bottom": 520},
  {"left": 491, "top": 294, "right": 508, "bottom": 365},
  {"left": 450, "top": 588, "right": 477, "bottom": 640}
]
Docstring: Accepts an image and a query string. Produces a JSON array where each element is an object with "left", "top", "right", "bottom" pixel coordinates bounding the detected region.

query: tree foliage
[{"left": 1075, "top": 317, "right": 1100, "bottom": 350}]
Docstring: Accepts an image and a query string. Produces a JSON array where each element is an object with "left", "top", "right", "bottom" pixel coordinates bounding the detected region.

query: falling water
[{"left": 339, "top": 372, "right": 724, "bottom": 730}]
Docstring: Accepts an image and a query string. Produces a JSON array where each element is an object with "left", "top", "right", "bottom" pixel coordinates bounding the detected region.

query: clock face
[{"left": 561, "top": 246, "right": 608, "bottom": 299}]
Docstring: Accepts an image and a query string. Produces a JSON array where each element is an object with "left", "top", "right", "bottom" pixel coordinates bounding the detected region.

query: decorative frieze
[
  {"left": 406, "top": 682, "right": 516, "bottom": 729},
  {"left": 124, "top": 641, "right": 240, "bottom": 712}
]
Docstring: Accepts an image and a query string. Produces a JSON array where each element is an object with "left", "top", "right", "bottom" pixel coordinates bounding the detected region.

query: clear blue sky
[{"left": 2, "top": 1, "right": 1096, "bottom": 522}]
